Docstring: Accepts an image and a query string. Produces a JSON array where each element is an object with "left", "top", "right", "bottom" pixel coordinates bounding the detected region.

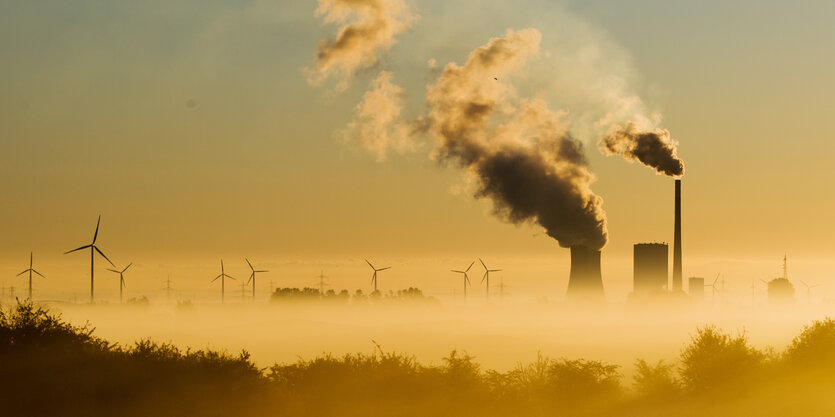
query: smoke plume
[
  {"left": 427, "top": 29, "right": 608, "bottom": 249},
  {"left": 341, "top": 71, "right": 414, "bottom": 161},
  {"left": 601, "top": 122, "right": 684, "bottom": 177},
  {"left": 309, "top": 0, "right": 416, "bottom": 87}
]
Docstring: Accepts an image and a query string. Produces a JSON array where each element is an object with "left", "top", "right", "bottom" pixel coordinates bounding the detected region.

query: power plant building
[
  {"left": 766, "top": 278, "right": 795, "bottom": 305},
  {"left": 633, "top": 243, "right": 669, "bottom": 293},
  {"left": 688, "top": 277, "right": 704, "bottom": 302}
]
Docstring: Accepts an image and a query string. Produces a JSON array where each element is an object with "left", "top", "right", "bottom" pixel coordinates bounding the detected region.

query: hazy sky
[{"left": 2, "top": 0, "right": 834, "bottom": 302}]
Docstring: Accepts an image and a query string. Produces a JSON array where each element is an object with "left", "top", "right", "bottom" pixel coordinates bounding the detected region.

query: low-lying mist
[{"left": 48, "top": 297, "right": 834, "bottom": 374}]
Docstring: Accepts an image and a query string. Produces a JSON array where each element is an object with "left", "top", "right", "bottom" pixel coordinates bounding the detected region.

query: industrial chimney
[
  {"left": 566, "top": 245, "right": 605, "bottom": 302},
  {"left": 672, "top": 179, "right": 682, "bottom": 292}
]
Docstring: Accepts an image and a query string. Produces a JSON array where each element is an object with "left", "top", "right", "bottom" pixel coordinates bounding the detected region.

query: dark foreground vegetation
[{"left": 2, "top": 301, "right": 835, "bottom": 417}]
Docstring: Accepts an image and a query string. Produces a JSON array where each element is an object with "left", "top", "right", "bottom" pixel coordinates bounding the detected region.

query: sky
[{"left": 1, "top": 0, "right": 834, "bottom": 303}]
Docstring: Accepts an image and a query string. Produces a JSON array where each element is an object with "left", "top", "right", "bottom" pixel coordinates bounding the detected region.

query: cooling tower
[
  {"left": 672, "top": 179, "right": 682, "bottom": 292},
  {"left": 633, "top": 243, "right": 668, "bottom": 293},
  {"left": 566, "top": 245, "right": 604, "bottom": 301}
]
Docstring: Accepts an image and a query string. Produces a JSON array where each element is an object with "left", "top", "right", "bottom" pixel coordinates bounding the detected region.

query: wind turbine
[
  {"left": 799, "top": 280, "right": 819, "bottom": 304},
  {"left": 494, "top": 275, "right": 510, "bottom": 302},
  {"left": 106, "top": 263, "right": 131, "bottom": 303},
  {"left": 239, "top": 282, "right": 248, "bottom": 302},
  {"left": 365, "top": 259, "right": 390, "bottom": 293},
  {"left": 64, "top": 215, "right": 115, "bottom": 303},
  {"left": 245, "top": 258, "right": 268, "bottom": 302},
  {"left": 450, "top": 261, "right": 474, "bottom": 298},
  {"left": 16, "top": 252, "right": 45, "bottom": 300},
  {"left": 479, "top": 258, "right": 501, "bottom": 301},
  {"left": 211, "top": 260, "right": 236, "bottom": 303},
  {"left": 706, "top": 274, "right": 720, "bottom": 306}
]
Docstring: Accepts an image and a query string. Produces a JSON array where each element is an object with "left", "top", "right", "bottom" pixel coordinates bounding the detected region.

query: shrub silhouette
[
  {"left": 633, "top": 359, "right": 680, "bottom": 398},
  {"left": 6, "top": 301, "right": 835, "bottom": 417},
  {"left": 547, "top": 358, "right": 622, "bottom": 407},
  {"left": 784, "top": 318, "right": 835, "bottom": 369},
  {"left": 679, "top": 326, "right": 764, "bottom": 394},
  {"left": 0, "top": 301, "right": 266, "bottom": 417}
]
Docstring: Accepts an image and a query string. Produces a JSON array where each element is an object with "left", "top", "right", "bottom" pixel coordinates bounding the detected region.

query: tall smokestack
[
  {"left": 672, "top": 179, "right": 682, "bottom": 292},
  {"left": 566, "top": 245, "right": 604, "bottom": 302}
]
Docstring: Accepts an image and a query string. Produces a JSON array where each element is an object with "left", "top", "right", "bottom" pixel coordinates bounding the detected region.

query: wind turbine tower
[
  {"left": 106, "top": 263, "right": 132, "bottom": 303},
  {"left": 211, "top": 260, "right": 236, "bottom": 303},
  {"left": 64, "top": 215, "right": 115, "bottom": 303},
  {"left": 16, "top": 252, "right": 45, "bottom": 300},
  {"left": 495, "top": 276, "right": 510, "bottom": 302},
  {"left": 479, "top": 258, "right": 501, "bottom": 301},
  {"left": 365, "top": 260, "right": 390, "bottom": 293},
  {"left": 245, "top": 258, "right": 268, "bottom": 302},
  {"left": 706, "top": 275, "right": 720, "bottom": 306},
  {"left": 450, "top": 261, "right": 474, "bottom": 298},
  {"left": 799, "top": 280, "right": 819, "bottom": 304}
]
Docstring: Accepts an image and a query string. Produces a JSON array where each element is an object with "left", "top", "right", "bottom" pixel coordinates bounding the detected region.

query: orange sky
[{"left": 1, "top": 0, "right": 834, "bottom": 303}]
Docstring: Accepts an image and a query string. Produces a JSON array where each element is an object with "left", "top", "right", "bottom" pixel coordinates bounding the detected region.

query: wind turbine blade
[
  {"left": 94, "top": 246, "right": 115, "bottom": 267},
  {"left": 211, "top": 275, "right": 221, "bottom": 282},
  {"left": 246, "top": 258, "right": 254, "bottom": 271},
  {"left": 256, "top": 270, "right": 269, "bottom": 273},
  {"left": 378, "top": 267, "right": 391, "bottom": 271},
  {"left": 33, "top": 270, "right": 45, "bottom": 278},
  {"left": 465, "top": 261, "right": 475, "bottom": 272},
  {"left": 800, "top": 280, "right": 808, "bottom": 286},
  {"left": 93, "top": 215, "right": 101, "bottom": 244},
  {"left": 107, "top": 269, "right": 120, "bottom": 273},
  {"left": 121, "top": 277, "right": 126, "bottom": 289},
  {"left": 16, "top": 270, "right": 28, "bottom": 276},
  {"left": 365, "top": 259, "right": 375, "bottom": 269},
  {"left": 465, "top": 276, "right": 471, "bottom": 285},
  {"left": 123, "top": 263, "right": 132, "bottom": 272},
  {"left": 451, "top": 270, "right": 464, "bottom": 273},
  {"left": 490, "top": 269, "right": 502, "bottom": 272},
  {"left": 64, "top": 244, "right": 92, "bottom": 254},
  {"left": 479, "top": 258, "right": 487, "bottom": 270},
  {"left": 226, "top": 275, "right": 236, "bottom": 280},
  {"left": 246, "top": 276, "right": 253, "bottom": 285},
  {"left": 481, "top": 272, "right": 487, "bottom": 283}
]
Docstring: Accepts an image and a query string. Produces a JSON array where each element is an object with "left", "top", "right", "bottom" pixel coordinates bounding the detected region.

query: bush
[
  {"left": 547, "top": 359, "right": 622, "bottom": 404},
  {"left": 0, "top": 301, "right": 265, "bottom": 417},
  {"left": 633, "top": 359, "right": 680, "bottom": 398},
  {"left": 679, "top": 326, "right": 764, "bottom": 394},
  {"left": 784, "top": 318, "right": 835, "bottom": 369}
]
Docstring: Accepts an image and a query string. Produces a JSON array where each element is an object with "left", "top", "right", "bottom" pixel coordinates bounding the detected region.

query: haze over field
[{"left": 3, "top": 1, "right": 835, "bottom": 416}]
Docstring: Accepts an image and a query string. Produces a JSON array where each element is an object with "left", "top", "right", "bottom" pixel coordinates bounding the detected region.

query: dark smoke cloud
[
  {"left": 427, "top": 29, "right": 608, "bottom": 250},
  {"left": 474, "top": 136, "right": 608, "bottom": 249},
  {"left": 601, "top": 122, "right": 684, "bottom": 177}
]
